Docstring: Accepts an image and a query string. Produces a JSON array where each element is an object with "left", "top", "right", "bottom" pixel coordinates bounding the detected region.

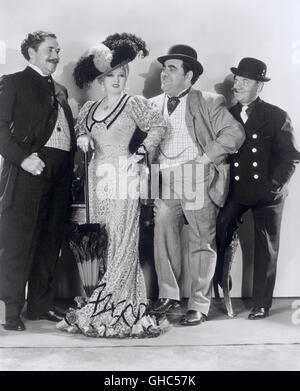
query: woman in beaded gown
[{"left": 56, "top": 34, "right": 168, "bottom": 338}]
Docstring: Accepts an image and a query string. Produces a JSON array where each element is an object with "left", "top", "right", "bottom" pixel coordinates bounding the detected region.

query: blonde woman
[{"left": 56, "top": 33, "right": 168, "bottom": 338}]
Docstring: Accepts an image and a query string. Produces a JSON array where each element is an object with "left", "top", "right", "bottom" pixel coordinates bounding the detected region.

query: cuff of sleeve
[
  {"left": 11, "top": 148, "right": 29, "bottom": 167},
  {"left": 271, "top": 178, "right": 282, "bottom": 187}
]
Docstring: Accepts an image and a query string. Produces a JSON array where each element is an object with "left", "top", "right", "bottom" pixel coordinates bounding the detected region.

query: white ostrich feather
[{"left": 89, "top": 43, "right": 113, "bottom": 73}]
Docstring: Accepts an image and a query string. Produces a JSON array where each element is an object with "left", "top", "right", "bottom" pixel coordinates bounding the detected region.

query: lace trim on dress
[
  {"left": 86, "top": 94, "right": 131, "bottom": 132},
  {"left": 56, "top": 281, "right": 170, "bottom": 338}
]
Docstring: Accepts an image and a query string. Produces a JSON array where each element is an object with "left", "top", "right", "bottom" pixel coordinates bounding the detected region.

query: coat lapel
[
  {"left": 185, "top": 89, "right": 211, "bottom": 152},
  {"left": 245, "top": 98, "right": 267, "bottom": 135},
  {"left": 231, "top": 98, "right": 267, "bottom": 135},
  {"left": 54, "top": 82, "right": 77, "bottom": 151}
]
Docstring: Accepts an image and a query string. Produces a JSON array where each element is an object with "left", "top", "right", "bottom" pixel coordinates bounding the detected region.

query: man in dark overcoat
[
  {"left": 0, "top": 31, "right": 76, "bottom": 331},
  {"left": 216, "top": 57, "right": 300, "bottom": 319}
]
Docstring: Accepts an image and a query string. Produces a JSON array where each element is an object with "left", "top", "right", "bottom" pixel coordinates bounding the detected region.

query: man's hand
[
  {"left": 21, "top": 153, "right": 45, "bottom": 176},
  {"left": 126, "top": 153, "right": 144, "bottom": 176}
]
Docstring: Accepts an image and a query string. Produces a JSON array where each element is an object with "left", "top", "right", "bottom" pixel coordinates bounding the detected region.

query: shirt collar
[
  {"left": 166, "top": 87, "right": 191, "bottom": 100},
  {"left": 28, "top": 63, "right": 50, "bottom": 77},
  {"left": 239, "top": 97, "right": 259, "bottom": 110}
]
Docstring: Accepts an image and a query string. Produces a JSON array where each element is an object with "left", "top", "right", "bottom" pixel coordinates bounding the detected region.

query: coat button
[
  {"left": 234, "top": 176, "right": 240, "bottom": 181},
  {"left": 252, "top": 148, "right": 257, "bottom": 153},
  {"left": 252, "top": 162, "right": 258, "bottom": 167},
  {"left": 234, "top": 162, "right": 239, "bottom": 167},
  {"left": 254, "top": 174, "right": 259, "bottom": 179},
  {"left": 252, "top": 134, "right": 258, "bottom": 139}
]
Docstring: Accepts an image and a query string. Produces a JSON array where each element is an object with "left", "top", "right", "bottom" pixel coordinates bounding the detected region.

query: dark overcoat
[
  {"left": 0, "top": 66, "right": 76, "bottom": 212},
  {"left": 229, "top": 98, "right": 300, "bottom": 205}
]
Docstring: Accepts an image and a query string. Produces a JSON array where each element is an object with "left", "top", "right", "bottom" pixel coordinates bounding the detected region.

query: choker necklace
[{"left": 102, "top": 95, "right": 122, "bottom": 111}]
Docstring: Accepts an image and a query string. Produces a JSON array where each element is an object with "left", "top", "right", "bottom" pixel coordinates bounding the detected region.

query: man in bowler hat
[
  {"left": 150, "top": 45, "right": 245, "bottom": 325},
  {"left": 0, "top": 31, "right": 76, "bottom": 331},
  {"left": 216, "top": 57, "right": 300, "bottom": 319}
]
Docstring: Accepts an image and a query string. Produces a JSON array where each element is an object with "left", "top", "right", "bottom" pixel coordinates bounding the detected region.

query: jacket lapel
[
  {"left": 24, "top": 66, "right": 53, "bottom": 95},
  {"left": 185, "top": 89, "right": 210, "bottom": 152},
  {"left": 185, "top": 90, "right": 194, "bottom": 135},
  {"left": 231, "top": 98, "right": 267, "bottom": 135},
  {"left": 54, "top": 82, "right": 77, "bottom": 151},
  {"left": 244, "top": 98, "right": 267, "bottom": 135}
]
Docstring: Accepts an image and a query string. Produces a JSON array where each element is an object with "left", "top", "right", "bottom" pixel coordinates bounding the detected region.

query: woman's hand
[
  {"left": 77, "top": 135, "right": 94, "bottom": 153},
  {"left": 130, "top": 152, "right": 145, "bottom": 165}
]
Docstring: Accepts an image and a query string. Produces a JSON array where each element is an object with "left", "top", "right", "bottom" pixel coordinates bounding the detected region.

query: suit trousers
[
  {"left": 0, "top": 147, "right": 72, "bottom": 320},
  {"left": 154, "top": 162, "right": 218, "bottom": 316},
  {"left": 216, "top": 196, "right": 285, "bottom": 309}
]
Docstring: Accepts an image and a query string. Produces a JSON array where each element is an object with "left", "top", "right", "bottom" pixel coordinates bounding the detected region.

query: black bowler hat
[
  {"left": 157, "top": 44, "right": 203, "bottom": 75},
  {"left": 231, "top": 57, "right": 270, "bottom": 82}
]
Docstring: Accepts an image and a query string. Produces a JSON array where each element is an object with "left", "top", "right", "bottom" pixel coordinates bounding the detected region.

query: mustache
[{"left": 231, "top": 87, "right": 243, "bottom": 93}]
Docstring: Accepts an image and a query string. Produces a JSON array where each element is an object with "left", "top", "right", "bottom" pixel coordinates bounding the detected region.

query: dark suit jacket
[
  {"left": 229, "top": 97, "right": 300, "bottom": 205},
  {"left": 0, "top": 66, "right": 76, "bottom": 212}
]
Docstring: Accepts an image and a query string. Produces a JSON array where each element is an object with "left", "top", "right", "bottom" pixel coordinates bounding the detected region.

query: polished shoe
[
  {"left": 150, "top": 298, "right": 179, "bottom": 314},
  {"left": 3, "top": 316, "right": 26, "bottom": 331},
  {"left": 27, "top": 309, "right": 64, "bottom": 322},
  {"left": 248, "top": 307, "right": 269, "bottom": 320},
  {"left": 180, "top": 310, "right": 207, "bottom": 326}
]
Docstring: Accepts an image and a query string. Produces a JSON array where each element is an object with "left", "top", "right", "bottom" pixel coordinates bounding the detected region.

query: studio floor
[{"left": 1, "top": 298, "right": 300, "bottom": 371}]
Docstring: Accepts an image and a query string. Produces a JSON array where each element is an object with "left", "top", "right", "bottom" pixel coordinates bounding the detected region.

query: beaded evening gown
[{"left": 56, "top": 95, "right": 167, "bottom": 338}]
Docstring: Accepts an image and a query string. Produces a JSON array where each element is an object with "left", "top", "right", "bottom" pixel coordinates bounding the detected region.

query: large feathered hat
[{"left": 74, "top": 33, "right": 149, "bottom": 88}]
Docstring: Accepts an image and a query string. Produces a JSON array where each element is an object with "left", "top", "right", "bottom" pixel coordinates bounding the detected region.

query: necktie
[
  {"left": 167, "top": 88, "right": 191, "bottom": 115},
  {"left": 240, "top": 105, "right": 249, "bottom": 123},
  {"left": 167, "top": 96, "right": 180, "bottom": 116}
]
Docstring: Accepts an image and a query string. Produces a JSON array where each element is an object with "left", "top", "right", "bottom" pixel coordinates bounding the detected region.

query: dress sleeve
[
  {"left": 75, "top": 100, "right": 95, "bottom": 138},
  {"left": 129, "top": 95, "right": 167, "bottom": 153}
]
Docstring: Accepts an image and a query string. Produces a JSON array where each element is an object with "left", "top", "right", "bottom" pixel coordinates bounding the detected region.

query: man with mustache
[
  {"left": 216, "top": 57, "right": 300, "bottom": 319},
  {"left": 149, "top": 45, "right": 245, "bottom": 325},
  {"left": 0, "top": 31, "right": 76, "bottom": 331}
]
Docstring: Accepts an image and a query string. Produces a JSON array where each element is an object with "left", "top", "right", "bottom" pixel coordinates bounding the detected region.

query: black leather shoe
[
  {"left": 150, "top": 298, "right": 179, "bottom": 314},
  {"left": 180, "top": 310, "right": 207, "bottom": 326},
  {"left": 248, "top": 307, "right": 269, "bottom": 320},
  {"left": 27, "top": 309, "right": 64, "bottom": 322},
  {"left": 3, "top": 316, "right": 26, "bottom": 331}
]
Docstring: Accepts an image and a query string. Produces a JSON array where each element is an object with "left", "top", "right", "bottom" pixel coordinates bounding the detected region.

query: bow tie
[{"left": 167, "top": 88, "right": 191, "bottom": 115}]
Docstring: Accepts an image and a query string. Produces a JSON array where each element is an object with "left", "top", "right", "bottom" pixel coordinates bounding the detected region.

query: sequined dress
[{"left": 56, "top": 95, "right": 167, "bottom": 337}]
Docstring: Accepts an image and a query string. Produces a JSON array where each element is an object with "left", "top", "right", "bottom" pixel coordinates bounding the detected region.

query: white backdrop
[{"left": 0, "top": 0, "right": 299, "bottom": 297}]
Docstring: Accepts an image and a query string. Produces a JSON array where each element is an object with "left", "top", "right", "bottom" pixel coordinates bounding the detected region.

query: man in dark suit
[
  {"left": 0, "top": 31, "right": 76, "bottom": 331},
  {"left": 216, "top": 57, "right": 300, "bottom": 319}
]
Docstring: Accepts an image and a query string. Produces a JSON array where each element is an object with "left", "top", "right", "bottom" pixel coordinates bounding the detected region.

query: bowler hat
[
  {"left": 231, "top": 57, "right": 270, "bottom": 82},
  {"left": 157, "top": 44, "right": 203, "bottom": 75}
]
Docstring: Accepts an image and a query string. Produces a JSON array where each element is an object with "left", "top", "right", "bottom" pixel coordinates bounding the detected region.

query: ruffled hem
[{"left": 56, "top": 312, "right": 170, "bottom": 339}]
